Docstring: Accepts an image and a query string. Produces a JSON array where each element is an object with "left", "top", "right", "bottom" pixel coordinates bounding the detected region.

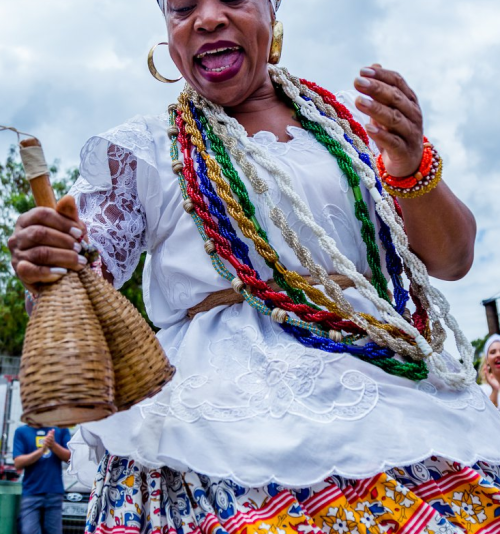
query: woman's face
[
  {"left": 487, "top": 341, "right": 500, "bottom": 376},
  {"left": 166, "top": 0, "right": 273, "bottom": 106}
]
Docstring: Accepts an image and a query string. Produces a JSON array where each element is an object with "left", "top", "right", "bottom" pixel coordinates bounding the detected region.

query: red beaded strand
[
  {"left": 176, "top": 114, "right": 367, "bottom": 335},
  {"left": 300, "top": 81, "right": 432, "bottom": 339},
  {"left": 300, "top": 78, "right": 370, "bottom": 147}
]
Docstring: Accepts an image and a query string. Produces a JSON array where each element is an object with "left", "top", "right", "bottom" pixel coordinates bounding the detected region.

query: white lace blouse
[{"left": 68, "top": 92, "right": 500, "bottom": 489}]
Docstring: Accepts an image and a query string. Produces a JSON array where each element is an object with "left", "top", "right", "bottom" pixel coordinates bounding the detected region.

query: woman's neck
[{"left": 225, "top": 77, "right": 302, "bottom": 141}]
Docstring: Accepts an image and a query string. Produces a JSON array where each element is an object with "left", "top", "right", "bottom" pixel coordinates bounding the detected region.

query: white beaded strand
[
  {"left": 196, "top": 96, "right": 424, "bottom": 345},
  {"left": 281, "top": 70, "right": 448, "bottom": 356}
]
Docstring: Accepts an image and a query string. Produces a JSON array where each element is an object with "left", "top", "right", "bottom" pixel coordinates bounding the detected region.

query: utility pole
[{"left": 482, "top": 297, "right": 500, "bottom": 335}]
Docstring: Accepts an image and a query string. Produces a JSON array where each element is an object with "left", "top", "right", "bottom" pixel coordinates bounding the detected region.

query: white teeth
[
  {"left": 195, "top": 46, "right": 240, "bottom": 59},
  {"left": 206, "top": 65, "right": 230, "bottom": 73}
]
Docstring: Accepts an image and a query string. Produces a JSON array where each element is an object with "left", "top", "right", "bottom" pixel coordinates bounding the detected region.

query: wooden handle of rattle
[{"left": 19, "top": 138, "right": 57, "bottom": 209}]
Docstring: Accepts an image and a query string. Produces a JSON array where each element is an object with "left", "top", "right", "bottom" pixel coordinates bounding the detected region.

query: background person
[
  {"left": 13, "top": 425, "right": 71, "bottom": 534},
  {"left": 481, "top": 334, "right": 500, "bottom": 407}
]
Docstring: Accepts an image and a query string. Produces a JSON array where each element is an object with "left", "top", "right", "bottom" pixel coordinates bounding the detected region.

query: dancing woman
[{"left": 9, "top": 1, "right": 500, "bottom": 532}]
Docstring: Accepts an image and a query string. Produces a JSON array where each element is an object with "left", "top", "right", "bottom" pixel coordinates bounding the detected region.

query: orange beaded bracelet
[{"left": 377, "top": 138, "right": 442, "bottom": 199}]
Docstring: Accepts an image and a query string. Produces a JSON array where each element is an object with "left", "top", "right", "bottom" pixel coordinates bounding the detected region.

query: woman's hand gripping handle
[{"left": 8, "top": 138, "right": 88, "bottom": 294}]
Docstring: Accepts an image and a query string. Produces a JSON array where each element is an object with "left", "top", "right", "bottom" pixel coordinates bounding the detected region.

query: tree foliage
[
  {"left": 0, "top": 146, "right": 68, "bottom": 356},
  {"left": 0, "top": 147, "right": 151, "bottom": 357}
]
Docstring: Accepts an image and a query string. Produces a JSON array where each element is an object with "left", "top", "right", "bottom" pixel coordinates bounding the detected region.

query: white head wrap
[
  {"left": 485, "top": 334, "right": 500, "bottom": 357},
  {"left": 157, "top": 0, "right": 281, "bottom": 13}
]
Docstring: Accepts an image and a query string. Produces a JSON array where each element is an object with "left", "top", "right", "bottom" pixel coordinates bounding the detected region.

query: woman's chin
[
  {"left": 190, "top": 78, "right": 252, "bottom": 108},
  {"left": 188, "top": 61, "right": 261, "bottom": 107}
]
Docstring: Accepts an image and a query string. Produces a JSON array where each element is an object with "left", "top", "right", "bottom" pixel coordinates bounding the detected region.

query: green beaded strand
[
  {"left": 291, "top": 102, "right": 390, "bottom": 303},
  {"left": 169, "top": 107, "right": 359, "bottom": 344},
  {"left": 198, "top": 111, "right": 321, "bottom": 310}
]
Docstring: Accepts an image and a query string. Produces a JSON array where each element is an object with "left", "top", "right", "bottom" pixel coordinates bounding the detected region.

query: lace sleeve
[{"left": 70, "top": 144, "right": 147, "bottom": 289}]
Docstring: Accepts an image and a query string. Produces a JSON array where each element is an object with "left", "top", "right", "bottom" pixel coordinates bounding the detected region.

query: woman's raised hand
[
  {"left": 8, "top": 195, "right": 88, "bottom": 294},
  {"left": 354, "top": 64, "right": 424, "bottom": 178},
  {"left": 483, "top": 362, "right": 500, "bottom": 394}
]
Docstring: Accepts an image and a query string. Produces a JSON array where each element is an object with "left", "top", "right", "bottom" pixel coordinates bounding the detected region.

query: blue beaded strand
[
  {"left": 306, "top": 96, "right": 410, "bottom": 316},
  {"left": 280, "top": 321, "right": 394, "bottom": 359},
  {"left": 188, "top": 103, "right": 255, "bottom": 270},
  {"left": 173, "top": 106, "right": 399, "bottom": 363}
]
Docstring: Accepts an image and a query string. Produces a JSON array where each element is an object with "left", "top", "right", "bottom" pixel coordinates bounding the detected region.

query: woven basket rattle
[{"left": 19, "top": 136, "right": 175, "bottom": 427}]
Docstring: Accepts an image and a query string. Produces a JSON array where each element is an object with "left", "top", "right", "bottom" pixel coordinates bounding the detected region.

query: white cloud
[{"left": 1, "top": 0, "right": 499, "bottom": 351}]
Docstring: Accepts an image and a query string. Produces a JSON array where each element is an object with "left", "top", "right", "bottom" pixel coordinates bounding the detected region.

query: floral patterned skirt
[{"left": 86, "top": 454, "right": 500, "bottom": 534}]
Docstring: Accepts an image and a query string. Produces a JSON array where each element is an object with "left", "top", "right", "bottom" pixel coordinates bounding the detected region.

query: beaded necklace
[
  {"left": 195, "top": 70, "right": 471, "bottom": 388},
  {"left": 181, "top": 94, "right": 421, "bottom": 353},
  {"left": 168, "top": 67, "right": 476, "bottom": 389},
  {"left": 178, "top": 99, "right": 362, "bottom": 333},
  {"left": 283, "top": 72, "right": 440, "bottom": 346},
  {"left": 178, "top": 97, "right": 421, "bottom": 376},
  {"left": 287, "top": 81, "right": 411, "bottom": 317},
  {"left": 188, "top": 100, "right": 405, "bottom": 341},
  {"left": 192, "top": 95, "right": 426, "bottom": 360},
  {"left": 171, "top": 106, "right": 427, "bottom": 381},
  {"left": 289, "top": 98, "right": 389, "bottom": 302},
  {"left": 267, "top": 71, "right": 460, "bottom": 364},
  {"left": 191, "top": 102, "right": 319, "bottom": 312},
  {"left": 188, "top": 104, "right": 433, "bottom": 381}
]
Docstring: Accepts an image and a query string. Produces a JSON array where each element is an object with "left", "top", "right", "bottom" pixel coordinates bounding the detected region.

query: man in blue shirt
[{"left": 13, "top": 425, "right": 71, "bottom": 534}]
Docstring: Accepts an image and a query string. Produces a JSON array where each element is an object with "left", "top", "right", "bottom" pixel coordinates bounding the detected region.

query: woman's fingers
[
  {"left": 13, "top": 245, "right": 87, "bottom": 273},
  {"left": 14, "top": 224, "right": 81, "bottom": 253},
  {"left": 13, "top": 248, "right": 86, "bottom": 292},
  {"left": 361, "top": 65, "right": 418, "bottom": 103},
  {"left": 354, "top": 64, "right": 422, "bottom": 138},
  {"left": 57, "top": 195, "right": 88, "bottom": 242},
  {"left": 363, "top": 123, "right": 406, "bottom": 154},
  {"left": 354, "top": 76, "right": 422, "bottom": 126},
  {"left": 353, "top": 64, "right": 424, "bottom": 177},
  {"left": 56, "top": 195, "right": 80, "bottom": 223},
  {"left": 17, "top": 206, "right": 85, "bottom": 238},
  {"left": 16, "top": 260, "right": 67, "bottom": 293},
  {"left": 355, "top": 96, "right": 415, "bottom": 139},
  {"left": 8, "top": 205, "right": 88, "bottom": 289}
]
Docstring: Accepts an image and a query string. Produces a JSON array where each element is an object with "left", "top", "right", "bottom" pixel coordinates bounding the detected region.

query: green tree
[
  {"left": 0, "top": 146, "right": 66, "bottom": 356},
  {"left": 0, "top": 147, "right": 151, "bottom": 358}
]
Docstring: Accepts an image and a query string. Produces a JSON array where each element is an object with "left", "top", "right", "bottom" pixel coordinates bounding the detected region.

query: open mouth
[{"left": 195, "top": 46, "right": 243, "bottom": 73}]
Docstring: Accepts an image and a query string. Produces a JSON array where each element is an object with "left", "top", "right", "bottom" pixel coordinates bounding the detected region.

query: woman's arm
[
  {"left": 354, "top": 65, "right": 476, "bottom": 280},
  {"left": 397, "top": 182, "right": 476, "bottom": 280}
]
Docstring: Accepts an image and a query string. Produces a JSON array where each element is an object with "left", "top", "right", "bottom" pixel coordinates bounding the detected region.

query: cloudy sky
[{"left": 1, "top": 0, "right": 499, "bottom": 353}]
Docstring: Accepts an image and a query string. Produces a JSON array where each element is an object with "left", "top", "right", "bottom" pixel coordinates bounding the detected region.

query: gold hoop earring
[
  {"left": 268, "top": 21, "right": 284, "bottom": 65},
  {"left": 147, "top": 42, "right": 183, "bottom": 84}
]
